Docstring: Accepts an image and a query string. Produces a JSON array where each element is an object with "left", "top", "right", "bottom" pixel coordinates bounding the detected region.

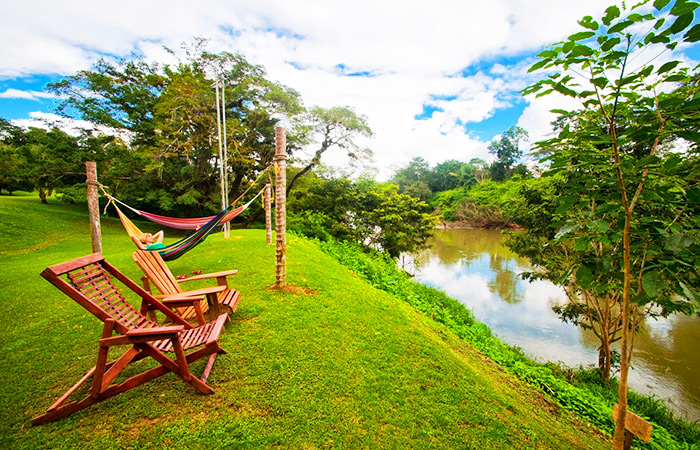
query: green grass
[{"left": 0, "top": 194, "right": 609, "bottom": 449}]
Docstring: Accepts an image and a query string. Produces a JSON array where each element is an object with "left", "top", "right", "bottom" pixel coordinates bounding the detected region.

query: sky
[{"left": 1, "top": 0, "right": 699, "bottom": 179}]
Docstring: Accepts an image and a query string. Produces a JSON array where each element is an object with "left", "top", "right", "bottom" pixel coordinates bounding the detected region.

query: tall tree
[
  {"left": 488, "top": 126, "right": 528, "bottom": 181},
  {"left": 523, "top": 1, "right": 700, "bottom": 447},
  {"left": 286, "top": 106, "right": 373, "bottom": 195},
  {"left": 47, "top": 46, "right": 303, "bottom": 215}
]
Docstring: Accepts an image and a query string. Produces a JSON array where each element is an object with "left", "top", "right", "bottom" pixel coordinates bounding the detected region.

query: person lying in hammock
[{"left": 138, "top": 230, "right": 165, "bottom": 250}]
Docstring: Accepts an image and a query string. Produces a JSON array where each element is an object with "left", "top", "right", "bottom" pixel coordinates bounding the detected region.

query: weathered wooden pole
[
  {"left": 85, "top": 161, "right": 102, "bottom": 254},
  {"left": 264, "top": 182, "right": 272, "bottom": 245},
  {"left": 274, "top": 127, "right": 287, "bottom": 288}
]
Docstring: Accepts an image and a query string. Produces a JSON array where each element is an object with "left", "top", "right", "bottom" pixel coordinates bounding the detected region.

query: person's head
[{"left": 139, "top": 232, "right": 154, "bottom": 244}]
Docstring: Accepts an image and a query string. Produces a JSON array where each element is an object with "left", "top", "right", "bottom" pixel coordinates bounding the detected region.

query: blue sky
[{"left": 1, "top": 0, "right": 697, "bottom": 178}]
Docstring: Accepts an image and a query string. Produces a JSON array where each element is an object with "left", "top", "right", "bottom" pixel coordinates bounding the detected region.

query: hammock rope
[
  {"left": 100, "top": 165, "right": 271, "bottom": 230},
  {"left": 101, "top": 185, "right": 265, "bottom": 260}
]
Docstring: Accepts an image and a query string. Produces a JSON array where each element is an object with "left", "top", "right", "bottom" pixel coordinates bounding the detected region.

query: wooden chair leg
[{"left": 201, "top": 353, "right": 219, "bottom": 384}]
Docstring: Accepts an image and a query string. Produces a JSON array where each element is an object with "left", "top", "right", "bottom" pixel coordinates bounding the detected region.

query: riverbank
[
  {"left": 0, "top": 194, "right": 609, "bottom": 449},
  {"left": 322, "top": 236, "right": 700, "bottom": 448},
  {"left": 437, "top": 220, "right": 522, "bottom": 230}
]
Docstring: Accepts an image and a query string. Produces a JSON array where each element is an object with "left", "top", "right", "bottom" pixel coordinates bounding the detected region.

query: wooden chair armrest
[
  {"left": 126, "top": 326, "right": 184, "bottom": 337},
  {"left": 178, "top": 270, "right": 238, "bottom": 283},
  {"left": 160, "top": 294, "right": 205, "bottom": 305},
  {"left": 100, "top": 325, "right": 185, "bottom": 346},
  {"left": 178, "top": 285, "right": 227, "bottom": 296}
]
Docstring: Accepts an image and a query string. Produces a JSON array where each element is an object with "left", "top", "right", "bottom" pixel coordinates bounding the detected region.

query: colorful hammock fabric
[
  {"left": 112, "top": 202, "right": 233, "bottom": 261},
  {"left": 110, "top": 198, "right": 247, "bottom": 230},
  {"left": 105, "top": 187, "right": 264, "bottom": 260}
]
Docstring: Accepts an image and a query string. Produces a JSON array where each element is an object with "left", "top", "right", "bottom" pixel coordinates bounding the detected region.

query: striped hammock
[
  {"left": 112, "top": 203, "right": 233, "bottom": 261},
  {"left": 108, "top": 190, "right": 262, "bottom": 260}
]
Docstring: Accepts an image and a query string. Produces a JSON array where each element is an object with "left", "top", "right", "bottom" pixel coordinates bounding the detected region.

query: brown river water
[{"left": 403, "top": 228, "right": 700, "bottom": 422}]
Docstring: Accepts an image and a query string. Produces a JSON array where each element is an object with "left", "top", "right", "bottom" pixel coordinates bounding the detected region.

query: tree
[
  {"left": 288, "top": 173, "right": 436, "bottom": 258},
  {"left": 523, "top": 1, "right": 700, "bottom": 447},
  {"left": 488, "top": 126, "right": 528, "bottom": 181},
  {"left": 48, "top": 45, "right": 303, "bottom": 216},
  {"left": 286, "top": 106, "right": 373, "bottom": 195},
  {"left": 15, "top": 127, "right": 85, "bottom": 202}
]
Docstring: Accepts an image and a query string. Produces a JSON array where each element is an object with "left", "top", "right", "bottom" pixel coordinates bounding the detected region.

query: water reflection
[{"left": 406, "top": 228, "right": 700, "bottom": 421}]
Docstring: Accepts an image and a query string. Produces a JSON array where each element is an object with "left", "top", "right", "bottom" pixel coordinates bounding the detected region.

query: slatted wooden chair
[
  {"left": 32, "top": 253, "right": 229, "bottom": 426},
  {"left": 132, "top": 240, "right": 241, "bottom": 325}
]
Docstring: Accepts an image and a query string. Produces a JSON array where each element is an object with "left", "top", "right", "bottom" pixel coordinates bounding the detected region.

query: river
[{"left": 403, "top": 228, "right": 700, "bottom": 422}]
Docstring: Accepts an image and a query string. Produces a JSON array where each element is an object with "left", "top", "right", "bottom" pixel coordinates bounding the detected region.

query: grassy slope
[{"left": 0, "top": 194, "right": 608, "bottom": 449}]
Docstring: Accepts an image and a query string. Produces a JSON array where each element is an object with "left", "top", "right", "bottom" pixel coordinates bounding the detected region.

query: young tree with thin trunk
[{"left": 523, "top": 1, "right": 700, "bottom": 447}]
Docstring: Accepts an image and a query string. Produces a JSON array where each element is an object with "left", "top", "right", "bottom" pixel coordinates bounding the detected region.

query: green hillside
[{"left": 0, "top": 194, "right": 608, "bottom": 449}]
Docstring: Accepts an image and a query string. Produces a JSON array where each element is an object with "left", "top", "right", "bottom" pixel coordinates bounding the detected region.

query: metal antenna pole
[
  {"left": 220, "top": 73, "right": 230, "bottom": 237},
  {"left": 214, "top": 78, "right": 228, "bottom": 238}
]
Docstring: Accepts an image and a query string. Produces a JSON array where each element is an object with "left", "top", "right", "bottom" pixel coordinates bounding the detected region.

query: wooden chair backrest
[
  {"left": 42, "top": 254, "right": 160, "bottom": 335},
  {"left": 132, "top": 249, "right": 182, "bottom": 296}
]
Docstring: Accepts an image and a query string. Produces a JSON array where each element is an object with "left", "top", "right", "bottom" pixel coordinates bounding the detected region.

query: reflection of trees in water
[
  {"left": 409, "top": 228, "right": 700, "bottom": 420},
  {"left": 487, "top": 253, "right": 523, "bottom": 304},
  {"left": 420, "top": 228, "right": 526, "bottom": 266},
  {"left": 416, "top": 229, "right": 526, "bottom": 304}
]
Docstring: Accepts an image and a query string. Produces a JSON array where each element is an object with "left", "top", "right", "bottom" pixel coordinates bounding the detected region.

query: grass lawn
[{"left": 0, "top": 193, "right": 609, "bottom": 449}]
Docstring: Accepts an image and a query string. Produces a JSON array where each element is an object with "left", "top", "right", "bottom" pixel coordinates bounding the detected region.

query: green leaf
[
  {"left": 663, "top": 154, "right": 682, "bottom": 171},
  {"left": 601, "top": 36, "right": 622, "bottom": 51},
  {"left": 657, "top": 60, "right": 681, "bottom": 74},
  {"left": 574, "top": 238, "right": 590, "bottom": 251},
  {"left": 591, "top": 76, "right": 608, "bottom": 88},
  {"left": 578, "top": 16, "right": 600, "bottom": 30},
  {"left": 670, "top": 0, "right": 699, "bottom": 16},
  {"left": 680, "top": 282, "right": 699, "bottom": 304},
  {"left": 684, "top": 23, "right": 700, "bottom": 42},
  {"left": 571, "top": 44, "right": 594, "bottom": 57},
  {"left": 568, "top": 31, "right": 596, "bottom": 41},
  {"left": 528, "top": 59, "right": 549, "bottom": 73},
  {"left": 639, "top": 65, "right": 654, "bottom": 77},
  {"left": 603, "top": 5, "right": 621, "bottom": 25},
  {"left": 668, "top": 12, "right": 694, "bottom": 34},
  {"left": 687, "top": 186, "right": 700, "bottom": 204},
  {"left": 537, "top": 49, "right": 559, "bottom": 58},
  {"left": 642, "top": 270, "right": 668, "bottom": 297},
  {"left": 654, "top": 0, "right": 671, "bottom": 9},
  {"left": 588, "top": 219, "right": 610, "bottom": 233},
  {"left": 608, "top": 20, "right": 634, "bottom": 34},
  {"left": 555, "top": 222, "right": 580, "bottom": 239},
  {"left": 551, "top": 83, "right": 578, "bottom": 97},
  {"left": 576, "top": 266, "right": 593, "bottom": 289}
]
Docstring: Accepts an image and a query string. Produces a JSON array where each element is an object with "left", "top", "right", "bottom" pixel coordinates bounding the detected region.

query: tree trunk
[
  {"left": 612, "top": 212, "right": 633, "bottom": 450},
  {"left": 598, "top": 344, "right": 611, "bottom": 383},
  {"left": 285, "top": 145, "right": 327, "bottom": 196},
  {"left": 38, "top": 187, "right": 48, "bottom": 204}
]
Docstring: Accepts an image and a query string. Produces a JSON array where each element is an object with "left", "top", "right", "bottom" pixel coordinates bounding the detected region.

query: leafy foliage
[
  {"left": 289, "top": 174, "right": 437, "bottom": 257},
  {"left": 523, "top": 1, "right": 700, "bottom": 445},
  {"left": 46, "top": 45, "right": 304, "bottom": 216}
]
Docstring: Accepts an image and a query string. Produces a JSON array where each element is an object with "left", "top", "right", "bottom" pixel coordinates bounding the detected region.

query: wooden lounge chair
[
  {"left": 132, "top": 245, "right": 241, "bottom": 325},
  {"left": 32, "top": 253, "right": 229, "bottom": 426}
]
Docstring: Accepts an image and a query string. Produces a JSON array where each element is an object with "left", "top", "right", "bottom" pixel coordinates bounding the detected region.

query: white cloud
[
  {"left": 12, "top": 111, "right": 131, "bottom": 141},
  {"left": 2, "top": 0, "right": 692, "bottom": 179},
  {"left": 0, "top": 89, "right": 57, "bottom": 100}
]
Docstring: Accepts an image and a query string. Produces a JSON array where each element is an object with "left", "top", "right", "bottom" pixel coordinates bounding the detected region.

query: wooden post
[
  {"left": 274, "top": 127, "right": 287, "bottom": 288},
  {"left": 86, "top": 161, "right": 102, "bottom": 254},
  {"left": 264, "top": 182, "right": 272, "bottom": 245}
]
